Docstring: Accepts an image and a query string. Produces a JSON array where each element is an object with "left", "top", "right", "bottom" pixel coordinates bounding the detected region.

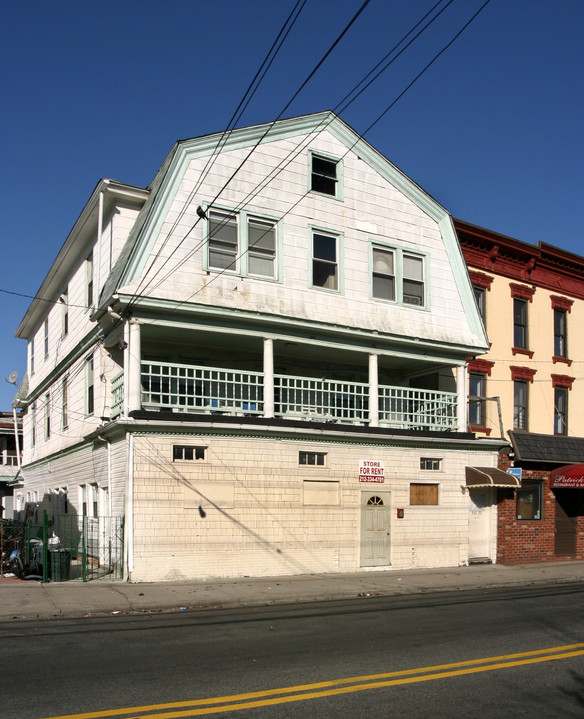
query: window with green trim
[
  {"left": 310, "top": 152, "right": 342, "bottom": 199},
  {"left": 371, "top": 243, "right": 426, "bottom": 307},
  {"left": 311, "top": 230, "right": 339, "bottom": 291},
  {"left": 206, "top": 208, "right": 278, "bottom": 279}
]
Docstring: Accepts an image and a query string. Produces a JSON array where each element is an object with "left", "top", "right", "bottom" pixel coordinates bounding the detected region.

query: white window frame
[
  {"left": 61, "top": 287, "right": 69, "bottom": 337},
  {"left": 370, "top": 242, "right": 427, "bottom": 307},
  {"left": 310, "top": 227, "right": 343, "bottom": 293},
  {"left": 204, "top": 207, "right": 280, "bottom": 281},
  {"left": 62, "top": 375, "right": 69, "bottom": 430},
  {"left": 85, "top": 355, "right": 94, "bottom": 416},
  {"left": 44, "top": 392, "right": 51, "bottom": 440},
  {"left": 44, "top": 318, "right": 49, "bottom": 359},
  {"left": 30, "top": 338, "right": 35, "bottom": 375},
  {"left": 86, "top": 252, "right": 94, "bottom": 308}
]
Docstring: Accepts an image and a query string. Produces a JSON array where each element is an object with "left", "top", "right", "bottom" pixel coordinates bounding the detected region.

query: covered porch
[{"left": 108, "top": 321, "right": 467, "bottom": 432}]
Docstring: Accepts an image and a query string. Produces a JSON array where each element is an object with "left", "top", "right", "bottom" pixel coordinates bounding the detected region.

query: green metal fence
[{"left": 1, "top": 513, "right": 124, "bottom": 582}]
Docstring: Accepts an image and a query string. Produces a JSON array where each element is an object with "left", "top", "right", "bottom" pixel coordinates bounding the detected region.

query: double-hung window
[
  {"left": 403, "top": 253, "right": 425, "bottom": 306},
  {"left": 61, "top": 288, "right": 69, "bottom": 337},
  {"left": 309, "top": 152, "right": 342, "bottom": 199},
  {"left": 513, "top": 379, "right": 528, "bottom": 430},
  {"left": 44, "top": 319, "right": 49, "bottom": 359},
  {"left": 468, "top": 373, "right": 486, "bottom": 427},
  {"left": 86, "top": 355, "right": 94, "bottom": 416},
  {"left": 371, "top": 243, "right": 426, "bottom": 307},
  {"left": 311, "top": 230, "right": 339, "bottom": 291},
  {"left": 513, "top": 298, "right": 528, "bottom": 349},
  {"left": 44, "top": 393, "right": 51, "bottom": 440},
  {"left": 473, "top": 285, "right": 486, "bottom": 322},
  {"left": 30, "top": 338, "right": 35, "bottom": 375},
  {"left": 86, "top": 252, "right": 94, "bottom": 308},
  {"left": 62, "top": 376, "right": 69, "bottom": 430},
  {"left": 372, "top": 246, "right": 395, "bottom": 301},
  {"left": 247, "top": 216, "right": 276, "bottom": 277},
  {"left": 554, "top": 386, "right": 568, "bottom": 435},
  {"left": 208, "top": 210, "right": 238, "bottom": 271},
  {"left": 206, "top": 208, "right": 279, "bottom": 280},
  {"left": 554, "top": 308, "right": 567, "bottom": 358}
]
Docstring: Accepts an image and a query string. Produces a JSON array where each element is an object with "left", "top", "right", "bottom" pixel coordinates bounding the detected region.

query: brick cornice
[
  {"left": 551, "top": 374, "right": 575, "bottom": 389},
  {"left": 510, "top": 283, "right": 536, "bottom": 301},
  {"left": 510, "top": 366, "right": 537, "bottom": 382}
]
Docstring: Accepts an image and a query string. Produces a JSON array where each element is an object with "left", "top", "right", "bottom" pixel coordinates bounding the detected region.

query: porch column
[
  {"left": 369, "top": 353, "right": 379, "bottom": 427},
  {"left": 263, "top": 338, "right": 275, "bottom": 418},
  {"left": 456, "top": 363, "right": 468, "bottom": 432},
  {"left": 127, "top": 321, "right": 142, "bottom": 414}
]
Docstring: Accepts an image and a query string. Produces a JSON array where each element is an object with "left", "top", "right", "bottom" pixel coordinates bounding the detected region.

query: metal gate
[{"left": 1, "top": 512, "right": 124, "bottom": 582}]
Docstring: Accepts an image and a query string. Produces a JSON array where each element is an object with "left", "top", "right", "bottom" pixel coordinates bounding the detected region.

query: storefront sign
[
  {"left": 359, "top": 460, "right": 385, "bottom": 483},
  {"left": 550, "top": 463, "right": 584, "bottom": 489}
]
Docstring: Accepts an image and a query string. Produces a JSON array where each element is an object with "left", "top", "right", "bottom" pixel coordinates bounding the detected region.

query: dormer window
[{"left": 310, "top": 152, "right": 342, "bottom": 199}]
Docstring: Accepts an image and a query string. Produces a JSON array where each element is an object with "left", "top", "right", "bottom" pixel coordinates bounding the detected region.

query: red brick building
[{"left": 456, "top": 219, "right": 584, "bottom": 564}]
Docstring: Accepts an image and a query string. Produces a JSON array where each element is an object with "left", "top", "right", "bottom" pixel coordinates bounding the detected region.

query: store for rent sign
[{"left": 359, "top": 460, "right": 385, "bottom": 483}]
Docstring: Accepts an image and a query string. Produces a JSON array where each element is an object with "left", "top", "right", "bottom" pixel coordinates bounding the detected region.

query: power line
[
  {"left": 137, "top": 0, "right": 494, "bottom": 318},
  {"left": 125, "top": 0, "right": 374, "bottom": 314}
]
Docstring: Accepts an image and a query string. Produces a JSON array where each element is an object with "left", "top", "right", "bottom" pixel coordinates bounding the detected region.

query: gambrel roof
[{"left": 95, "top": 111, "right": 484, "bottom": 346}]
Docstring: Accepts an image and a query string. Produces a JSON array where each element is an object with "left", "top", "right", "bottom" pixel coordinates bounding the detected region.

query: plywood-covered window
[{"left": 410, "top": 483, "right": 438, "bottom": 505}]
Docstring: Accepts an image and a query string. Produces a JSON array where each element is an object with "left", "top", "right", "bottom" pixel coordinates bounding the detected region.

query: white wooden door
[{"left": 360, "top": 491, "right": 391, "bottom": 566}]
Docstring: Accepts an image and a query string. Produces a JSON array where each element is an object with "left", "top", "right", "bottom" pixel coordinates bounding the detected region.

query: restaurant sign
[
  {"left": 359, "top": 460, "right": 385, "bottom": 483},
  {"left": 549, "top": 464, "right": 584, "bottom": 489}
]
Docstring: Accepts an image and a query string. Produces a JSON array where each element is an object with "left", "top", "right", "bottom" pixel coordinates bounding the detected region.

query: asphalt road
[{"left": 1, "top": 583, "right": 583, "bottom": 719}]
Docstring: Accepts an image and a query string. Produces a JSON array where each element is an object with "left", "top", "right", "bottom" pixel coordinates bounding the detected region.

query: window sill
[
  {"left": 468, "top": 424, "right": 492, "bottom": 436},
  {"left": 552, "top": 355, "right": 572, "bottom": 366},
  {"left": 512, "top": 347, "right": 534, "bottom": 359}
]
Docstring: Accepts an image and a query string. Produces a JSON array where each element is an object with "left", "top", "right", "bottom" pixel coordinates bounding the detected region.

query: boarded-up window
[
  {"left": 410, "top": 483, "right": 438, "bottom": 505},
  {"left": 303, "top": 480, "right": 339, "bottom": 506},
  {"left": 184, "top": 482, "right": 234, "bottom": 509}
]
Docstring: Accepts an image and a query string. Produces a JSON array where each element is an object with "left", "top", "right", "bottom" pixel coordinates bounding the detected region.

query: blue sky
[{"left": 1, "top": 0, "right": 582, "bottom": 408}]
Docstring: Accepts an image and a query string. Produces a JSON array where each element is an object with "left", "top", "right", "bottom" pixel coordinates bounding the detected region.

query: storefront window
[{"left": 516, "top": 480, "right": 542, "bottom": 520}]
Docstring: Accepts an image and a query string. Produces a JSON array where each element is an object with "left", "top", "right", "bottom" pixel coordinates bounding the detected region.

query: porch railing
[
  {"left": 110, "top": 362, "right": 458, "bottom": 431},
  {"left": 275, "top": 375, "right": 369, "bottom": 423},
  {"left": 141, "top": 362, "right": 264, "bottom": 415},
  {"left": 379, "top": 386, "right": 458, "bottom": 431},
  {"left": 111, "top": 371, "right": 124, "bottom": 418}
]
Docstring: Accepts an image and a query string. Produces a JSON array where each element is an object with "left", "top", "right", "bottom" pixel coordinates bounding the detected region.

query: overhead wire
[
  {"left": 124, "top": 0, "right": 374, "bottom": 314},
  {"left": 137, "top": 0, "right": 494, "bottom": 318},
  {"left": 130, "top": 0, "right": 309, "bottom": 308},
  {"left": 125, "top": 0, "right": 454, "bottom": 307}
]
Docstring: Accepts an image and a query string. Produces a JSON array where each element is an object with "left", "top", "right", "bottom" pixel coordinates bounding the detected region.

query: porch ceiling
[{"left": 140, "top": 325, "right": 444, "bottom": 374}]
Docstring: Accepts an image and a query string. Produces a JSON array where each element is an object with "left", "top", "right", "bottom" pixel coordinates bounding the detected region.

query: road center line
[{"left": 41, "top": 642, "right": 584, "bottom": 719}]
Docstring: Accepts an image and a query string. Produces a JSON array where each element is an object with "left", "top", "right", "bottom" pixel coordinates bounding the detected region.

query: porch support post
[
  {"left": 369, "top": 353, "right": 379, "bottom": 427},
  {"left": 127, "top": 321, "right": 142, "bottom": 414},
  {"left": 263, "top": 337, "right": 275, "bottom": 418},
  {"left": 456, "top": 363, "right": 468, "bottom": 432}
]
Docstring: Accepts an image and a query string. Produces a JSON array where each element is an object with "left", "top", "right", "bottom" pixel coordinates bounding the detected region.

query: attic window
[{"left": 310, "top": 152, "right": 342, "bottom": 199}]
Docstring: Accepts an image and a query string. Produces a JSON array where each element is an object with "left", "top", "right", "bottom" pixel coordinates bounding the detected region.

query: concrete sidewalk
[{"left": 1, "top": 561, "right": 583, "bottom": 621}]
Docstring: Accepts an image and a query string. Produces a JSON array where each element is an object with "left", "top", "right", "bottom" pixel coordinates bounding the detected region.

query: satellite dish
[{"left": 6, "top": 371, "right": 18, "bottom": 385}]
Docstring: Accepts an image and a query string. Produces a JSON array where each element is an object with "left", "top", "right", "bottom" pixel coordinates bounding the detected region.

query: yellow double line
[{"left": 43, "top": 642, "right": 584, "bottom": 719}]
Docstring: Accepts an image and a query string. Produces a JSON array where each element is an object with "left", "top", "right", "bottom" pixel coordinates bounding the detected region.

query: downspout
[
  {"left": 124, "top": 431, "right": 134, "bottom": 579},
  {"left": 12, "top": 408, "right": 21, "bottom": 469}
]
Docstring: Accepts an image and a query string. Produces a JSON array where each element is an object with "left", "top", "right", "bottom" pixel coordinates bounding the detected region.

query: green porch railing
[
  {"left": 111, "top": 371, "right": 124, "bottom": 418},
  {"left": 110, "top": 362, "right": 459, "bottom": 431},
  {"left": 274, "top": 375, "right": 369, "bottom": 422},
  {"left": 378, "top": 385, "right": 458, "bottom": 431},
  {"left": 141, "top": 362, "right": 264, "bottom": 415}
]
